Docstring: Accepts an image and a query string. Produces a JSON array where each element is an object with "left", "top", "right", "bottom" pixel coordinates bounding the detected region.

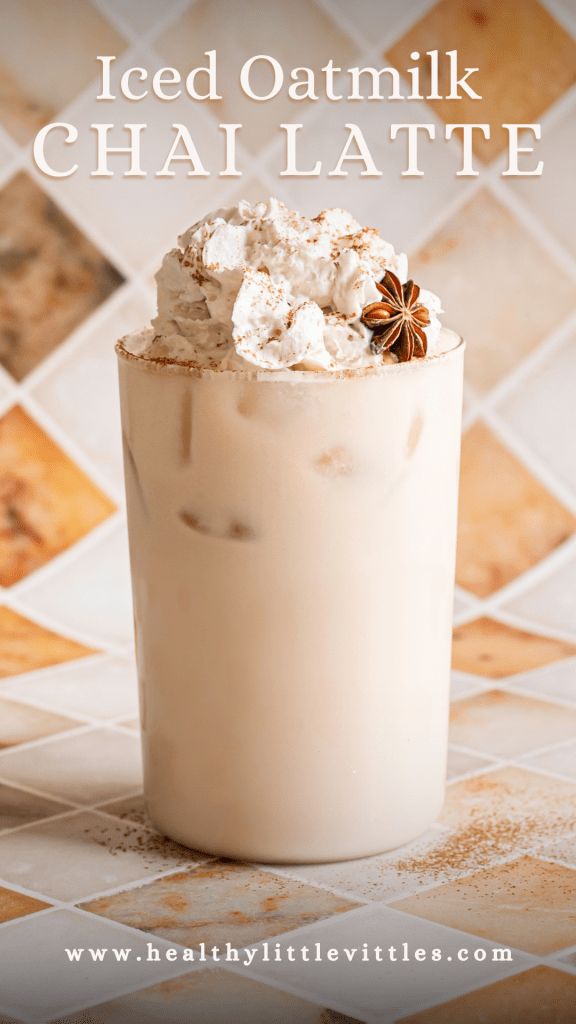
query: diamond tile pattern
[
  {"left": 387, "top": 0, "right": 576, "bottom": 161},
  {"left": 456, "top": 423, "right": 576, "bottom": 596},
  {"left": 392, "top": 855, "right": 576, "bottom": 954},
  {"left": 0, "top": 1, "right": 574, "bottom": 1021},
  {"left": 0, "top": 174, "right": 123, "bottom": 380},
  {"left": 0, "top": 405, "right": 116, "bottom": 585}
]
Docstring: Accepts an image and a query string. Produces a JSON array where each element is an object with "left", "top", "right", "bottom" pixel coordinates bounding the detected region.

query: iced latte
[{"left": 117, "top": 199, "right": 463, "bottom": 862}]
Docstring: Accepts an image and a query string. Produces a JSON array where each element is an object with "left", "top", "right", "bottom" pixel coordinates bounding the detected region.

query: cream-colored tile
[
  {"left": 447, "top": 747, "right": 494, "bottom": 780},
  {"left": 508, "top": 107, "right": 576, "bottom": 260},
  {"left": 0, "top": 727, "right": 141, "bottom": 804},
  {"left": 456, "top": 423, "right": 576, "bottom": 597},
  {"left": 0, "top": 696, "right": 78, "bottom": 747},
  {"left": 0, "top": 173, "right": 123, "bottom": 380},
  {"left": 0, "top": 405, "right": 117, "bottom": 586},
  {"left": 498, "top": 333, "right": 576, "bottom": 496},
  {"left": 57, "top": 969, "right": 363, "bottom": 1024},
  {"left": 0, "top": 811, "right": 198, "bottom": 901},
  {"left": 0, "top": 0, "right": 126, "bottom": 144},
  {"left": 271, "top": 827, "right": 463, "bottom": 904},
  {"left": 240, "top": 905, "right": 527, "bottom": 1021},
  {"left": 267, "top": 96, "right": 467, "bottom": 256},
  {"left": 31, "top": 290, "right": 153, "bottom": 492},
  {"left": 452, "top": 617, "right": 576, "bottom": 678},
  {"left": 85, "top": 860, "right": 358, "bottom": 948},
  {"left": 39, "top": 49, "right": 242, "bottom": 272},
  {"left": 0, "top": 655, "right": 139, "bottom": 721},
  {"left": 0, "top": 780, "right": 69, "bottom": 831},
  {"left": 410, "top": 191, "right": 576, "bottom": 393},
  {"left": 503, "top": 551, "right": 576, "bottom": 637},
  {"left": 0, "top": 606, "right": 96, "bottom": 679},
  {"left": 399, "top": 965, "right": 576, "bottom": 1023},
  {"left": 392, "top": 856, "right": 576, "bottom": 954},
  {"left": 157, "top": 0, "right": 359, "bottom": 156},
  {"left": 97, "top": 792, "right": 150, "bottom": 830},
  {"left": 449, "top": 689, "right": 576, "bottom": 758},
  {"left": 435, "top": 766, "right": 576, "bottom": 871},
  {"left": 327, "top": 0, "right": 435, "bottom": 46},
  {"left": 16, "top": 521, "right": 133, "bottom": 648},
  {"left": 521, "top": 739, "right": 576, "bottom": 782},
  {"left": 387, "top": 0, "right": 576, "bottom": 161},
  {"left": 506, "top": 657, "right": 576, "bottom": 705},
  {"left": 450, "top": 672, "right": 488, "bottom": 701},
  {"left": 0, "top": 910, "right": 190, "bottom": 1020},
  {"left": 100, "top": 0, "right": 185, "bottom": 36}
]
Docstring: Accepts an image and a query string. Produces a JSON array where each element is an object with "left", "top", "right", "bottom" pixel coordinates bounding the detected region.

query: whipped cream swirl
[{"left": 130, "top": 198, "right": 443, "bottom": 371}]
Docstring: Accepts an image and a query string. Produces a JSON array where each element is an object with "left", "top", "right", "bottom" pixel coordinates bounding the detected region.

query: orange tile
[
  {"left": 0, "top": 173, "right": 123, "bottom": 380},
  {"left": 0, "top": 697, "right": 77, "bottom": 747},
  {"left": 399, "top": 965, "right": 576, "bottom": 1022},
  {"left": 0, "top": 884, "right": 49, "bottom": 923},
  {"left": 0, "top": 606, "right": 96, "bottom": 678},
  {"left": 410, "top": 192, "right": 576, "bottom": 394},
  {"left": 449, "top": 689, "right": 576, "bottom": 758},
  {"left": 0, "top": 406, "right": 116, "bottom": 585},
  {"left": 452, "top": 618, "right": 576, "bottom": 679},
  {"left": 456, "top": 424, "right": 576, "bottom": 597},
  {"left": 392, "top": 856, "right": 576, "bottom": 954},
  {"left": 84, "top": 861, "right": 358, "bottom": 949},
  {"left": 387, "top": 0, "right": 576, "bottom": 161}
]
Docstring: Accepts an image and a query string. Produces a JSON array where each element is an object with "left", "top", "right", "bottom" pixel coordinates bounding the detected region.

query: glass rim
[{"left": 115, "top": 330, "right": 464, "bottom": 382}]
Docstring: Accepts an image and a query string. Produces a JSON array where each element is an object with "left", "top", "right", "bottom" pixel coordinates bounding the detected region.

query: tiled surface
[
  {"left": 84, "top": 861, "right": 358, "bottom": 948},
  {"left": 54, "top": 969, "right": 363, "bottom": 1024},
  {"left": 398, "top": 965, "right": 576, "bottom": 1023},
  {"left": 0, "top": 1, "right": 573, "bottom": 1021},
  {"left": 392, "top": 855, "right": 576, "bottom": 954}
]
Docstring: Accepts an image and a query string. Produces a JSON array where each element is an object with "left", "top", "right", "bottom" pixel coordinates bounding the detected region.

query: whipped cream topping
[{"left": 128, "top": 198, "right": 443, "bottom": 371}]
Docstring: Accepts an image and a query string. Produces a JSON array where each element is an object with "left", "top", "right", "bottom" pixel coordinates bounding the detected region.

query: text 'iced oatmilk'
[{"left": 117, "top": 199, "right": 463, "bottom": 863}]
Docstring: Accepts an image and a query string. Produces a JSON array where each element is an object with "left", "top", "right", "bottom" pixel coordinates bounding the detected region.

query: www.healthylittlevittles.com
[
  {"left": 34, "top": 50, "right": 543, "bottom": 180},
  {"left": 65, "top": 940, "right": 514, "bottom": 967}
]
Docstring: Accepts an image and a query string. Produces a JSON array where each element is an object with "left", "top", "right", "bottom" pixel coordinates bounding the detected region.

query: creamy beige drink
[{"left": 117, "top": 199, "right": 463, "bottom": 862}]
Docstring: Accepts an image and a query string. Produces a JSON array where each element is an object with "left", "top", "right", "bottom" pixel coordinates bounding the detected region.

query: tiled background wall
[{"left": 0, "top": 1, "right": 575, "bottom": 1021}]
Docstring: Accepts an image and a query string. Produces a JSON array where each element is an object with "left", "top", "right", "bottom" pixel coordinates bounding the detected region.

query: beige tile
[
  {"left": 0, "top": 0, "right": 126, "bottom": 144},
  {"left": 504, "top": 552, "right": 576, "bottom": 638},
  {"left": 100, "top": 0, "right": 184, "bottom": 36},
  {"left": 456, "top": 424, "right": 576, "bottom": 597},
  {"left": 0, "top": 606, "right": 96, "bottom": 679},
  {"left": 498, "top": 332, "right": 576, "bottom": 496},
  {"left": 0, "top": 173, "right": 124, "bottom": 380},
  {"left": 447, "top": 747, "right": 494, "bottom": 780},
  {"left": 0, "top": 696, "right": 78, "bottom": 747},
  {"left": 452, "top": 618, "right": 576, "bottom": 679},
  {"left": 97, "top": 792, "right": 151, "bottom": 830},
  {"left": 522, "top": 740, "right": 576, "bottom": 782},
  {"left": 506, "top": 658, "right": 576, "bottom": 706},
  {"left": 509, "top": 107, "right": 576, "bottom": 261},
  {"left": 0, "top": 884, "right": 49, "bottom": 923},
  {"left": 0, "top": 810, "right": 199, "bottom": 902},
  {"left": 410, "top": 191, "right": 576, "bottom": 393},
  {"left": 0, "top": 655, "right": 139, "bottom": 721},
  {"left": 419, "top": 766, "right": 576, "bottom": 877},
  {"left": 31, "top": 290, "right": 153, "bottom": 492},
  {"left": 0, "top": 780, "right": 68, "bottom": 831},
  {"left": 157, "top": 0, "right": 359, "bottom": 155},
  {"left": 449, "top": 689, "right": 576, "bottom": 758},
  {"left": 392, "top": 856, "right": 576, "bottom": 954},
  {"left": 84, "top": 861, "right": 358, "bottom": 948},
  {"left": 387, "top": 0, "right": 576, "bottom": 161},
  {"left": 0, "top": 727, "right": 142, "bottom": 804},
  {"left": 55, "top": 968, "right": 362, "bottom": 1023},
  {"left": 399, "top": 965, "right": 576, "bottom": 1023},
  {"left": 0, "top": 405, "right": 116, "bottom": 586}
]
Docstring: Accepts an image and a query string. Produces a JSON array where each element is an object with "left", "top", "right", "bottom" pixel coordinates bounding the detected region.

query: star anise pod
[{"left": 361, "top": 270, "right": 430, "bottom": 362}]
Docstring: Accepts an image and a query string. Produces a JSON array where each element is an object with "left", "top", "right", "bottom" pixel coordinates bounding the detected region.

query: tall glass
[{"left": 117, "top": 335, "right": 464, "bottom": 863}]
